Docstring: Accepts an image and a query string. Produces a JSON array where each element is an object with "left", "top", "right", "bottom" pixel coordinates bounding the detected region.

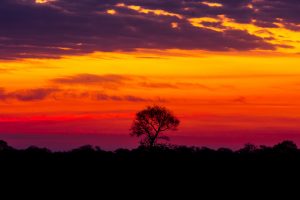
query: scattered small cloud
[
  {"left": 51, "top": 74, "right": 131, "bottom": 89},
  {"left": 0, "top": 86, "right": 151, "bottom": 103},
  {"left": 0, "top": 88, "right": 58, "bottom": 101},
  {"left": 140, "top": 82, "right": 179, "bottom": 89},
  {"left": 139, "top": 81, "right": 214, "bottom": 90},
  {"left": 232, "top": 96, "right": 247, "bottom": 104},
  {"left": 95, "top": 93, "right": 148, "bottom": 102}
]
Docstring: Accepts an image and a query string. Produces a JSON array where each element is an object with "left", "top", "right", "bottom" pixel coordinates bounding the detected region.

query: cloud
[
  {"left": 232, "top": 96, "right": 247, "bottom": 104},
  {"left": 95, "top": 93, "right": 148, "bottom": 102},
  {"left": 52, "top": 74, "right": 130, "bottom": 89},
  {"left": 53, "top": 74, "right": 214, "bottom": 90},
  {"left": 0, "top": 68, "right": 13, "bottom": 73},
  {"left": 0, "top": 0, "right": 284, "bottom": 59},
  {"left": 192, "top": 73, "right": 300, "bottom": 79},
  {"left": 123, "top": 0, "right": 300, "bottom": 29},
  {"left": 0, "top": 86, "right": 150, "bottom": 102},
  {"left": 0, "top": 88, "right": 58, "bottom": 101},
  {"left": 140, "top": 82, "right": 179, "bottom": 89},
  {"left": 53, "top": 73, "right": 297, "bottom": 91},
  {"left": 140, "top": 81, "right": 215, "bottom": 90}
]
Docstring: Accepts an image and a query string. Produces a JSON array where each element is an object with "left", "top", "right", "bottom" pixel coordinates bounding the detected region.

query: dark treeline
[
  {"left": 1, "top": 140, "right": 300, "bottom": 194},
  {"left": 1, "top": 139, "right": 300, "bottom": 165}
]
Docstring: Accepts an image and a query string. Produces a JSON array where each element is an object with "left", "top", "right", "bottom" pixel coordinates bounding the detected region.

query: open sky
[{"left": 1, "top": 0, "right": 300, "bottom": 150}]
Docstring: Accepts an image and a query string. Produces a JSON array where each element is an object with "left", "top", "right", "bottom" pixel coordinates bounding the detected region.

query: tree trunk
[{"left": 149, "top": 137, "right": 156, "bottom": 149}]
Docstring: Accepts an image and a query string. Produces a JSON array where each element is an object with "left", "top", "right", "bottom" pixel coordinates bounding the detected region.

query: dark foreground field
[{"left": 1, "top": 140, "right": 299, "bottom": 195}]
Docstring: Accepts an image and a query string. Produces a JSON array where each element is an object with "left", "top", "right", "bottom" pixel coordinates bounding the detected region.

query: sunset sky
[{"left": 1, "top": 0, "right": 300, "bottom": 150}]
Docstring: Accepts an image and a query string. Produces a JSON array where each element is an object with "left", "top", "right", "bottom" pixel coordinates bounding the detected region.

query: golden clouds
[
  {"left": 202, "top": 2, "right": 223, "bottom": 7},
  {"left": 188, "top": 15, "right": 300, "bottom": 53},
  {"left": 116, "top": 3, "right": 183, "bottom": 19},
  {"left": 35, "top": 0, "right": 47, "bottom": 3},
  {"left": 171, "top": 22, "right": 179, "bottom": 29},
  {"left": 35, "top": 0, "right": 53, "bottom": 4},
  {"left": 106, "top": 9, "right": 117, "bottom": 15}
]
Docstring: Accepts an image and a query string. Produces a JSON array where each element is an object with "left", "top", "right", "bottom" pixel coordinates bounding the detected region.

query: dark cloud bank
[{"left": 0, "top": 0, "right": 298, "bottom": 59}]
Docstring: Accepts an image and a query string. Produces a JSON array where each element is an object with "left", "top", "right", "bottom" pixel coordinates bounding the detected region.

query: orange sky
[
  {"left": 1, "top": 0, "right": 300, "bottom": 149},
  {"left": 1, "top": 50, "right": 300, "bottom": 149}
]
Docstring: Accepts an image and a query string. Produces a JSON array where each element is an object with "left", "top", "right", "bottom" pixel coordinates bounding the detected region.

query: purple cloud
[
  {"left": 52, "top": 74, "right": 130, "bottom": 86},
  {"left": 0, "top": 88, "right": 58, "bottom": 101},
  {"left": 0, "top": 86, "right": 149, "bottom": 102},
  {"left": 95, "top": 93, "right": 148, "bottom": 102},
  {"left": 0, "top": 0, "right": 287, "bottom": 59}
]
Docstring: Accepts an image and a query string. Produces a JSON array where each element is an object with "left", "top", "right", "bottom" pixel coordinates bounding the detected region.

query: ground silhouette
[
  {"left": 1, "top": 139, "right": 300, "bottom": 195},
  {"left": 1, "top": 140, "right": 300, "bottom": 166}
]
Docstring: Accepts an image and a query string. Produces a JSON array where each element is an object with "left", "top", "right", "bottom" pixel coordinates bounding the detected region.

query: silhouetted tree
[
  {"left": 273, "top": 140, "right": 297, "bottom": 152},
  {"left": 0, "top": 140, "right": 13, "bottom": 151},
  {"left": 238, "top": 143, "right": 257, "bottom": 154},
  {"left": 130, "top": 105, "right": 180, "bottom": 148}
]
